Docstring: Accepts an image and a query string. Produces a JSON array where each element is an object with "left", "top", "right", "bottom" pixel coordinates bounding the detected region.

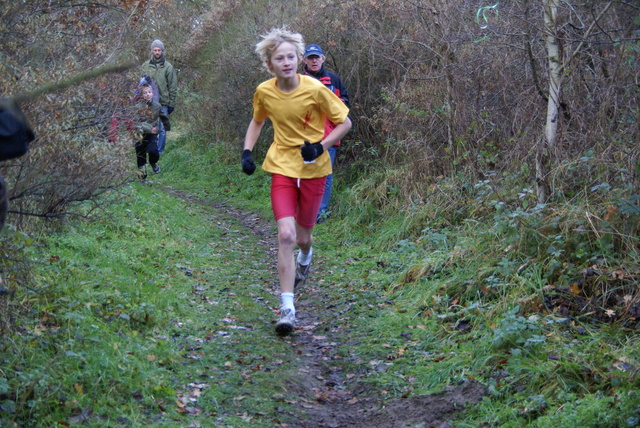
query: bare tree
[
  {"left": 537, "top": 0, "right": 561, "bottom": 204},
  {"left": 537, "top": 0, "right": 614, "bottom": 204}
]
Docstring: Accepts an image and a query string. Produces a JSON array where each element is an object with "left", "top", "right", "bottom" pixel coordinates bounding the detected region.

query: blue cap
[{"left": 304, "top": 44, "right": 323, "bottom": 58}]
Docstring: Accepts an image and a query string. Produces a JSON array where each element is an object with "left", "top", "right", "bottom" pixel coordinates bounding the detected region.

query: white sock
[
  {"left": 297, "top": 247, "right": 313, "bottom": 265},
  {"left": 281, "top": 292, "right": 295, "bottom": 314}
]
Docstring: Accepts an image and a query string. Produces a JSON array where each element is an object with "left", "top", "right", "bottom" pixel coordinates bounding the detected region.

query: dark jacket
[
  {"left": 303, "top": 64, "right": 349, "bottom": 145},
  {"left": 303, "top": 65, "right": 350, "bottom": 108}
]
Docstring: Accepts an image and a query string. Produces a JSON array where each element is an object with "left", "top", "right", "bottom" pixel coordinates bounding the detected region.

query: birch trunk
[{"left": 537, "top": 0, "right": 561, "bottom": 204}]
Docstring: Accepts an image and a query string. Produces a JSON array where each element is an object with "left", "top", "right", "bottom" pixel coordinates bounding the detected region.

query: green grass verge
[{"left": 1, "top": 182, "right": 298, "bottom": 426}]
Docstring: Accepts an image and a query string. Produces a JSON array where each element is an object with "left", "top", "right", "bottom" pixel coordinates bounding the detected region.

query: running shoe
[
  {"left": 294, "top": 261, "right": 311, "bottom": 289},
  {"left": 275, "top": 308, "right": 296, "bottom": 336},
  {"left": 138, "top": 165, "right": 147, "bottom": 179},
  {"left": 151, "top": 163, "right": 160, "bottom": 174}
]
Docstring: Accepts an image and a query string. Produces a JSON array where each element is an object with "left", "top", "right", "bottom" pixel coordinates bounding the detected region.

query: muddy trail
[{"left": 165, "top": 187, "right": 485, "bottom": 427}]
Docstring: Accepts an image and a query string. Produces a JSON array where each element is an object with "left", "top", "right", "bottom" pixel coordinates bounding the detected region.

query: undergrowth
[{"left": 330, "top": 151, "right": 640, "bottom": 426}]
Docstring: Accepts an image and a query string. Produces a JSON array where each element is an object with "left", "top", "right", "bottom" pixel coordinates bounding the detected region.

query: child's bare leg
[{"left": 276, "top": 217, "right": 297, "bottom": 293}]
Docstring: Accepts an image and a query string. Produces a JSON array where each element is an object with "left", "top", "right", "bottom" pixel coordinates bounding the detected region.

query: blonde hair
[{"left": 255, "top": 27, "right": 304, "bottom": 72}]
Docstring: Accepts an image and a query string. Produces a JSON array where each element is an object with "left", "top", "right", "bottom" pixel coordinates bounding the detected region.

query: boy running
[{"left": 241, "top": 28, "right": 352, "bottom": 335}]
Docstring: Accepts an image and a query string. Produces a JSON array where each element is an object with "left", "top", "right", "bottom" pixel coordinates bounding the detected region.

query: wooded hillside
[{"left": 3, "top": 0, "right": 638, "bottom": 240}]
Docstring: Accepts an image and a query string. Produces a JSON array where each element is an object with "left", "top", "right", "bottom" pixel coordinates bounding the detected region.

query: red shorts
[{"left": 271, "top": 174, "right": 327, "bottom": 229}]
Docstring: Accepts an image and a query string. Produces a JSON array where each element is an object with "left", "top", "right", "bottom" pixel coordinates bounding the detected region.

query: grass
[
  {"left": 1, "top": 130, "right": 640, "bottom": 426},
  {"left": 1, "top": 179, "right": 299, "bottom": 426}
]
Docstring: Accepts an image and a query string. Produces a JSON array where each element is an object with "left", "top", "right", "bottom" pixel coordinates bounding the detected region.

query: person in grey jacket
[{"left": 140, "top": 39, "right": 177, "bottom": 154}]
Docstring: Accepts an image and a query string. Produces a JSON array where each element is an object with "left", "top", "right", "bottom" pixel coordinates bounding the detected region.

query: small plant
[{"left": 491, "top": 306, "right": 546, "bottom": 350}]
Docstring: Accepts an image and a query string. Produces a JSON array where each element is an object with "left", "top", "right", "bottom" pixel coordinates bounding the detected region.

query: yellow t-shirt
[{"left": 253, "top": 75, "right": 350, "bottom": 179}]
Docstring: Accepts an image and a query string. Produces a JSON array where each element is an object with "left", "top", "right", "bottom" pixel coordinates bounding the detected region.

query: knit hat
[{"left": 150, "top": 39, "right": 165, "bottom": 52}]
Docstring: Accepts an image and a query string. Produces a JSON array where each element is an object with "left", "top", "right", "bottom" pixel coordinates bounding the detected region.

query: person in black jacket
[{"left": 302, "top": 44, "right": 350, "bottom": 223}]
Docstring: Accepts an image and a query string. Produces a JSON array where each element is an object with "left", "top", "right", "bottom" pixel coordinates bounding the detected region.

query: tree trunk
[{"left": 537, "top": 0, "right": 561, "bottom": 205}]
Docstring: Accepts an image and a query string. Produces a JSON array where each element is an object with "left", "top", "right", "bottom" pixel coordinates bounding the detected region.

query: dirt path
[{"left": 164, "top": 187, "right": 485, "bottom": 427}]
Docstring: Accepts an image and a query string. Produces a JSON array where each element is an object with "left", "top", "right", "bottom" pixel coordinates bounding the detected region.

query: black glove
[
  {"left": 301, "top": 141, "right": 324, "bottom": 162},
  {"left": 241, "top": 149, "right": 256, "bottom": 175},
  {"left": 166, "top": 106, "right": 174, "bottom": 115}
]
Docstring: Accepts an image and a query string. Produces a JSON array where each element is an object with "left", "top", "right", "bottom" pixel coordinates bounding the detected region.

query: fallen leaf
[
  {"left": 188, "top": 383, "right": 208, "bottom": 389},
  {"left": 603, "top": 205, "right": 618, "bottom": 221},
  {"left": 67, "top": 408, "right": 92, "bottom": 424},
  {"left": 612, "top": 269, "right": 626, "bottom": 280},
  {"left": 184, "top": 406, "right": 202, "bottom": 414}
]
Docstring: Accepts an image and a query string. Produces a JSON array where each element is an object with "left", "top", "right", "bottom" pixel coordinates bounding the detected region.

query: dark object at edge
[{"left": 0, "top": 98, "right": 35, "bottom": 161}]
